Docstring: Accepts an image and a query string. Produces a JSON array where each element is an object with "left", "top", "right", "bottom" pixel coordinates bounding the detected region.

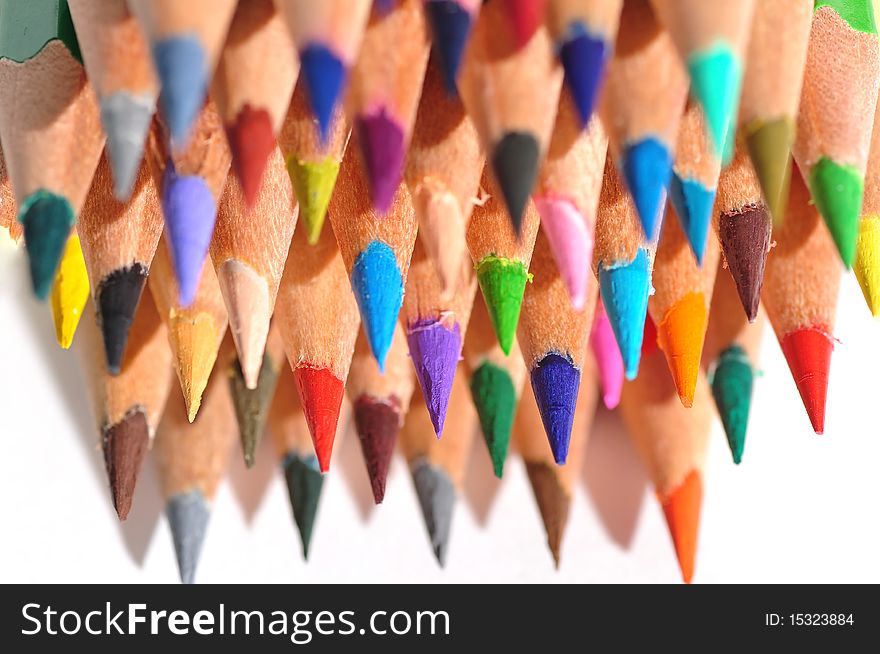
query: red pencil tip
[
  {"left": 660, "top": 470, "right": 702, "bottom": 584},
  {"left": 226, "top": 105, "right": 275, "bottom": 208},
  {"left": 293, "top": 365, "right": 345, "bottom": 472},
  {"left": 780, "top": 327, "right": 833, "bottom": 434},
  {"left": 505, "top": 0, "right": 547, "bottom": 49}
]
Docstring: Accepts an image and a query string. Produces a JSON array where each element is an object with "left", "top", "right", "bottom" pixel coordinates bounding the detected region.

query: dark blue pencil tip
[
  {"left": 152, "top": 36, "right": 207, "bottom": 145},
  {"left": 299, "top": 44, "right": 346, "bottom": 142},
  {"left": 530, "top": 353, "right": 581, "bottom": 465},
  {"left": 425, "top": 0, "right": 474, "bottom": 93},
  {"left": 350, "top": 240, "right": 404, "bottom": 371},
  {"left": 669, "top": 173, "right": 716, "bottom": 265},
  {"left": 621, "top": 138, "right": 673, "bottom": 240},
  {"left": 558, "top": 22, "right": 609, "bottom": 126}
]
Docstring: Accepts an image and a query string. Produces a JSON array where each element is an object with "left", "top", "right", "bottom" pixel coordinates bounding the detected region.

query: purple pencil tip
[
  {"left": 355, "top": 107, "right": 405, "bottom": 213},
  {"left": 406, "top": 318, "right": 462, "bottom": 437}
]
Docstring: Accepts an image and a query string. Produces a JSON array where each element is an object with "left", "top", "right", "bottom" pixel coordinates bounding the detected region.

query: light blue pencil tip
[
  {"left": 598, "top": 248, "right": 652, "bottom": 380},
  {"left": 350, "top": 240, "right": 403, "bottom": 370}
]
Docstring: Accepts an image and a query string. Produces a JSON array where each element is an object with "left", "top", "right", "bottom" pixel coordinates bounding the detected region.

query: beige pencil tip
[
  {"left": 170, "top": 312, "right": 221, "bottom": 423},
  {"left": 217, "top": 259, "right": 271, "bottom": 390},
  {"left": 412, "top": 181, "right": 468, "bottom": 299}
]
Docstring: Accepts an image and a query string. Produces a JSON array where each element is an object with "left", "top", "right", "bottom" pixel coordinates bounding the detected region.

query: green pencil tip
[
  {"left": 710, "top": 345, "right": 754, "bottom": 466},
  {"left": 282, "top": 452, "right": 324, "bottom": 560},
  {"left": 475, "top": 255, "right": 530, "bottom": 355},
  {"left": 19, "top": 190, "right": 76, "bottom": 300},
  {"left": 688, "top": 44, "right": 742, "bottom": 157},
  {"left": 469, "top": 361, "right": 517, "bottom": 478},
  {"left": 808, "top": 157, "right": 863, "bottom": 268},
  {"left": 744, "top": 117, "right": 795, "bottom": 225},
  {"left": 229, "top": 353, "right": 280, "bottom": 469},
  {"left": 286, "top": 155, "right": 340, "bottom": 245}
]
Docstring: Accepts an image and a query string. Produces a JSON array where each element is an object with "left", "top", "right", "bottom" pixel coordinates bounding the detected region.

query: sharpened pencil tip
[
  {"left": 217, "top": 259, "right": 271, "bottom": 390},
  {"left": 102, "top": 409, "right": 150, "bottom": 521},
  {"left": 407, "top": 319, "right": 462, "bottom": 437},
  {"left": 854, "top": 215, "right": 880, "bottom": 316},
  {"left": 49, "top": 233, "right": 89, "bottom": 349},
  {"left": 283, "top": 452, "right": 324, "bottom": 560},
  {"left": 557, "top": 22, "right": 609, "bottom": 126},
  {"left": 710, "top": 345, "right": 754, "bottom": 465},
  {"left": 169, "top": 312, "right": 220, "bottom": 423},
  {"left": 590, "top": 302, "right": 625, "bottom": 410},
  {"left": 299, "top": 44, "right": 347, "bottom": 142},
  {"left": 101, "top": 93, "right": 155, "bottom": 200},
  {"left": 226, "top": 106, "right": 275, "bottom": 208},
  {"left": 524, "top": 461, "right": 571, "bottom": 566},
  {"left": 744, "top": 117, "right": 794, "bottom": 225},
  {"left": 491, "top": 132, "right": 540, "bottom": 234},
  {"left": 353, "top": 396, "right": 402, "bottom": 503},
  {"left": 808, "top": 157, "right": 863, "bottom": 268},
  {"left": 535, "top": 195, "right": 593, "bottom": 309},
  {"left": 411, "top": 180, "right": 467, "bottom": 298},
  {"left": 718, "top": 204, "right": 772, "bottom": 322},
  {"left": 621, "top": 138, "right": 672, "bottom": 240},
  {"left": 20, "top": 190, "right": 76, "bottom": 300},
  {"left": 411, "top": 459, "right": 455, "bottom": 566},
  {"left": 476, "top": 255, "right": 530, "bottom": 355},
  {"left": 355, "top": 108, "right": 405, "bottom": 213},
  {"left": 530, "top": 353, "right": 581, "bottom": 465},
  {"left": 294, "top": 366, "right": 345, "bottom": 473},
  {"left": 166, "top": 490, "right": 210, "bottom": 584},
  {"left": 687, "top": 45, "right": 741, "bottom": 157},
  {"left": 97, "top": 264, "right": 148, "bottom": 374},
  {"left": 350, "top": 240, "right": 404, "bottom": 369},
  {"left": 660, "top": 470, "right": 702, "bottom": 584},
  {"left": 286, "top": 155, "right": 340, "bottom": 245},
  {"left": 656, "top": 292, "right": 707, "bottom": 408},
  {"left": 151, "top": 36, "right": 207, "bottom": 145},
  {"left": 425, "top": 0, "right": 474, "bottom": 93},
  {"left": 469, "top": 361, "right": 517, "bottom": 479},
  {"left": 780, "top": 327, "right": 833, "bottom": 435},
  {"left": 229, "top": 352, "right": 280, "bottom": 469},
  {"left": 669, "top": 174, "right": 716, "bottom": 265}
]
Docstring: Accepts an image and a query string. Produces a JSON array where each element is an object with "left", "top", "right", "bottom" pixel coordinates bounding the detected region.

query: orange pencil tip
[
  {"left": 660, "top": 470, "right": 702, "bottom": 584},
  {"left": 780, "top": 327, "right": 833, "bottom": 434},
  {"left": 656, "top": 292, "right": 707, "bottom": 407}
]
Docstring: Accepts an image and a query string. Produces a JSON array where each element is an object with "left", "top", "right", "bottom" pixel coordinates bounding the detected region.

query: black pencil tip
[
  {"left": 491, "top": 132, "right": 539, "bottom": 234},
  {"left": 283, "top": 452, "right": 324, "bottom": 560},
  {"left": 98, "top": 264, "right": 148, "bottom": 374}
]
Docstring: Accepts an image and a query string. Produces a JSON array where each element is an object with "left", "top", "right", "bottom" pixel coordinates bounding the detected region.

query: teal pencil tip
[
  {"left": 688, "top": 45, "right": 742, "bottom": 157},
  {"left": 710, "top": 345, "right": 754, "bottom": 466},
  {"left": 19, "top": 191, "right": 76, "bottom": 300}
]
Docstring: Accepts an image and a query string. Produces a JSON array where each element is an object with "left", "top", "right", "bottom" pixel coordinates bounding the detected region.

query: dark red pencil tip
[
  {"left": 780, "top": 326, "right": 833, "bottom": 434},
  {"left": 353, "top": 395, "right": 402, "bottom": 503},
  {"left": 226, "top": 105, "right": 275, "bottom": 208},
  {"left": 294, "top": 365, "right": 345, "bottom": 472},
  {"left": 505, "top": 0, "right": 547, "bottom": 49}
]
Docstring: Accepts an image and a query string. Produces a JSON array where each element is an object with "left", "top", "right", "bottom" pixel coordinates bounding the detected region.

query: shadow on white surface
[
  {"left": 463, "top": 426, "right": 504, "bottom": 526},
  {"left": 228, "top": 432, "right": 277, "bottom": 525}
]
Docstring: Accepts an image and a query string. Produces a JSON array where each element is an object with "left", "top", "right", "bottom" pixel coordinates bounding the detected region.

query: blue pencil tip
[
  {"left": 299, "top": 44, "right": 346, "bottom": 142},
  {"left": 350, "top": 240, "right": 403, "bottom": 370},
  {"left": 152, "top": 36, "right": 207, "bottom": 145},
  {"left": 558, "top": 22, "right": 609, "bottom": 126},
  {"left": 598, "top": 248, "right": 652, "bottom": 380},
  {"left": 530, "top": 353, "right": 581, "bottom": 465},
  {"left": 669, "top": 174, "right": 716, "bottom": 265},
  {"left": 621, "top": 138, "right": 672, "bottom": 240},
  {"left": 425, "top": 0, "right": 473, "bottom": 93}
]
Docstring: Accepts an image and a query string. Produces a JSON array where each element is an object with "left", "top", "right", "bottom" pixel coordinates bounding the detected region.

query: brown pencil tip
[
  {"left": 718, "top": 204, "right": 772, "bottom": 322},
  {"left": 525, "top": 462, "right": 570, "bottom": 567},
  {"left": 660, "top": 470, "right": 702, "bottom": 584},
  {"left": 102, "top": 409, "right": 150, "bottom": 521},
  {"left": 226, "top": 105, "right": 275, "bottom": 208}
]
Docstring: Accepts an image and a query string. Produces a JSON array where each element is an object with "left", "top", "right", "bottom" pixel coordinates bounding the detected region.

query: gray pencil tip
[
  {"left": 100, "top": 93, "right": 155, "bottom": 200},
  {"left": 166, "top": 490, "right": 210, "bottom": 585},
  {"left": 410, "top": 459, "right": 455, "bottom": 567}
]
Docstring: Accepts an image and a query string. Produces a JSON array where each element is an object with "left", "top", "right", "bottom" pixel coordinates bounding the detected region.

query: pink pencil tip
[
  {"left": 590, "top": 300, "right": 625, "bottom": 409},
  {"left": 534, "top": 196, "right": 593, "bottom": 310}
]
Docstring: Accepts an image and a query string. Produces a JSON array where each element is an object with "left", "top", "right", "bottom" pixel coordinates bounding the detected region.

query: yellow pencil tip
[
  {"left": 656, "top": 292, "right": 707, "bottom": 407},
  {"left": 49, "top": 233, "right": 89, "bottom": 349},
  {"left": 855, "top": 215, "right": 880, "bottom": 317},
  {"left": 170, "top": 311, "right": 220, "bottom": 423}
]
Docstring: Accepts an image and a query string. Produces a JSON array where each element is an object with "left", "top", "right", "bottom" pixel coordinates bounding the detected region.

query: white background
[{"left": 1, "top": 238, "right": 879, "bottom": 584}]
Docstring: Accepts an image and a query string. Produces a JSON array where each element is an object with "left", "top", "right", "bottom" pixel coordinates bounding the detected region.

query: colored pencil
[
  {"left": 593, "top": 158, "right": 654, "bottom": 379},
  {"left": 738, "top": 0, "right": 812, "bottom": 225},
  {"left": 517, "top": 228, "right": 598, "bottom": 463},
  {"left": 404, "top": 54, "right": 483, "bottom": 298},
  {"left": 210, "top": 144, "right": 297, "bottom": 389},
  {"left": 547, "top": 0, "right": 622, "bottom": 126},
  {"left": 149, "top": 236, "right": 229, "bottom": 423},
  {"left": 49, "top": 229, "right": 89, "bottom": 349},
  {"left": 670, "top": 100, "right": 721, "bottom": 263},
  {"left": 146, "top": 100, "right": 232, "bottom": 307},
  {"left": 77, "top": 287, "right": 173, "bottom": 521},
  {"left": 228, "top": 325, "right": 284, "bottom": 469},
  {"left": 269, "top": 350, "right": 330, "bottom": 559},
  {"left": 423, "top": 0, "right": 481, "bottom": 93},
  {"left": 275, "top": 0, "right": 372, "bottom": 141},
  {"left": 77, "top": 151, "right": 163, "bottom": 373},
  {"left": 461, "top": 289, "right": 527, "bottom": 478},
  {"left": 400, "top": 369, "right": 476, "bottom": 566},
  {"left": 0, "top": 0, "right": 105, "bottom": 299},
  {"left": 127, "top": 0, "right": 237, "bottom": 146},
  {"left": 347, "top": 324, "right": 415, "bottom": 503},
  {"left": 600, "top": 0, "right": 688, "bottom": 239},
  {"left": 516, "top": 354, "right": 599, "bottom": 565},
  {"left": 855, "top": 93, "right": 880, "bottom": 316},
  {"left": 589, "top": 295, "right": 625, "bottom": 410},
  {"left": 0, "top": 146, "right": 22, "bottom": 243},
  {"left": 714, "top": 138, "right": 772, "bottom": 322},
  {"left": 328, "top": 135, "right": 418, "bottom": 370},
  {"left": 619, "top": 342, "right": 712, "bottom": 584},
  {"left": 279, "top": 75, "right": 350, "bottom": 245},
  {"left": 274, "top": 217, "right": 361, "bottom": 473},
  {"left": 501, "top": 0, "right": 549, "bottom": 50},
  {"left": 67, "top": 0, "right": 159, "bottom": 199},
  {"left": 212, "top": 0, "right": 298, "bottom": 206},
  {"left": 458, "top": 0, "right": 563, "bottom": 233},
  {"left": 466, "top": 171, "right": 541, "bottom": 356},
  {"left": 154, "top": 336, "right": 236, "bottom": 584},
  {"left": 761, "top": 170, "right": 841, "bottom": 435},
  {"left": 792, "top": 0, "right": 880, "bottom": 267},
  {"left": 649, "top": 199, "right": 721, "bottom": 407},
  {"left": 650, "top": 0, "right": 755, "bottom": 159},
  {"left": 702, "top": 264, "right": 764, "bottom": 464},
  {"left": 345, "top": 0, "right": 430, "bottom": 213},
  {"left": 534, "top": 97, "right": 607, "bottom": 310},
  {"left": 402, "top": 233, "right": 477, "bottom": 437}
]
